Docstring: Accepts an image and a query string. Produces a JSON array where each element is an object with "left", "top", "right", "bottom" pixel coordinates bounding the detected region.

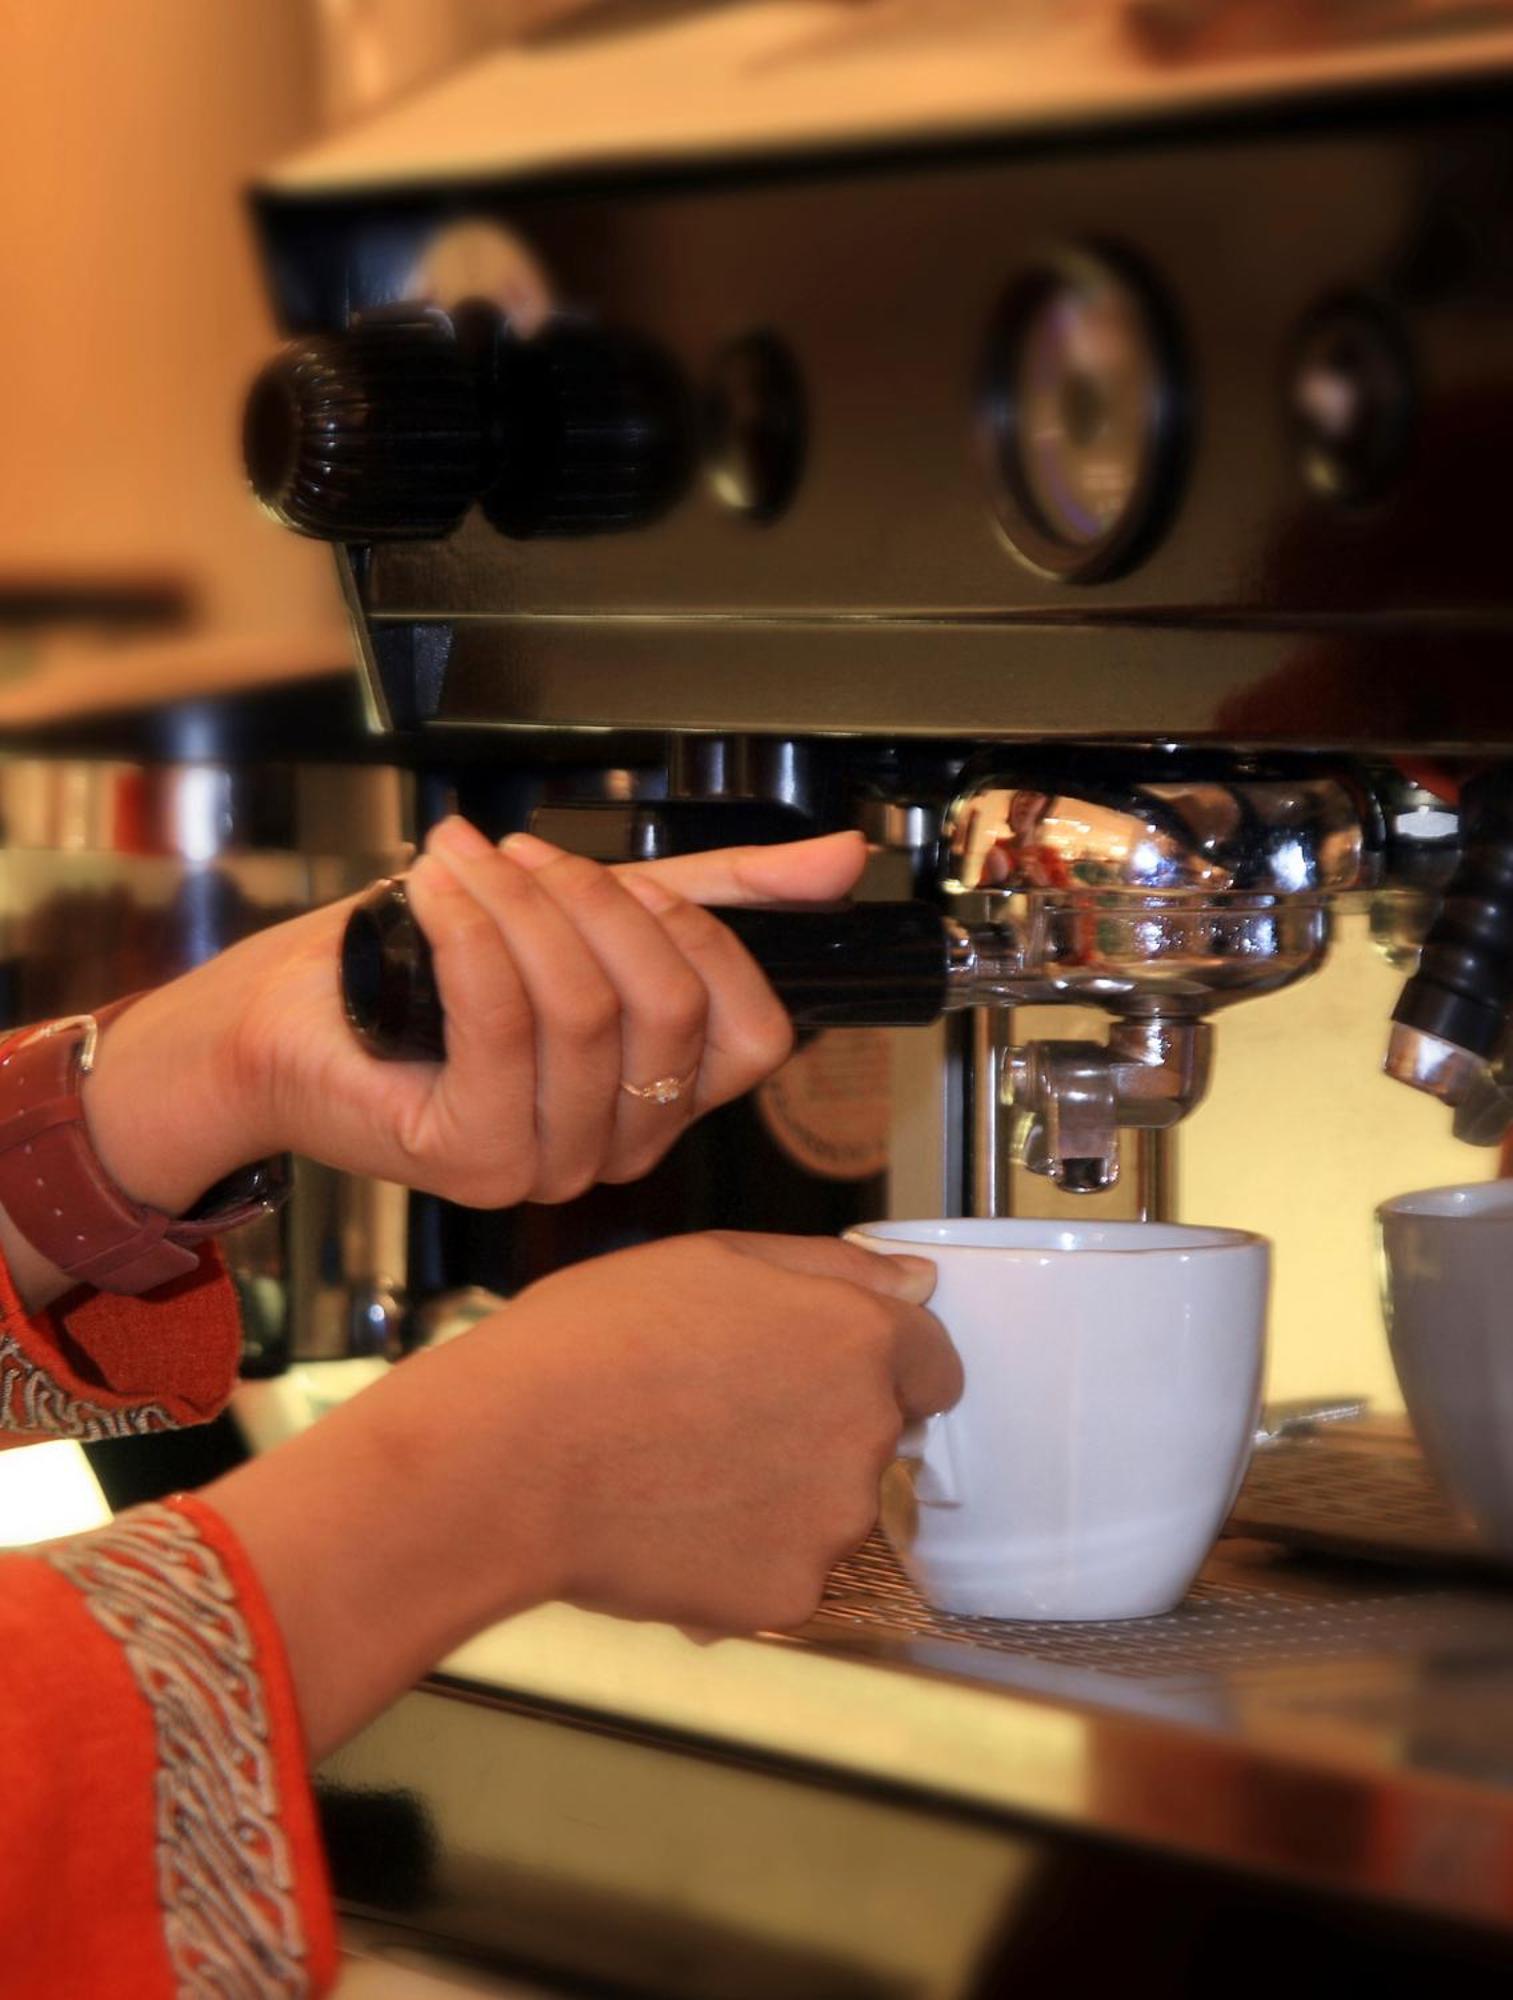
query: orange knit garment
[
  {"left": 0, "top": 1238, "right": 242, "bottom": 1443},
  {"left": 0, "top": 1255, "right": 338, "bottom": 1995}
]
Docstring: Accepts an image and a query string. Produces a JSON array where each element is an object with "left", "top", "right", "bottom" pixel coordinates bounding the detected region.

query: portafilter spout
[{"left": 938, "top": 764, "right": 1371, "bottom": 1191}]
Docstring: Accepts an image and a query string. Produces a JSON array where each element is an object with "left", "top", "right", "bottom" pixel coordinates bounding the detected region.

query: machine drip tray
[
  {"left": 783, "top": 1428, "right": 1513, "bottom": 1931},
  {"left": 815, "top": 1522, "right": 1507, "bottom": 1683},
  {"left": 1227, "top": 1414, "right": 1495, "bottom": 1572},
  {"left": 806, "top": 1416, "right": 1513, "bottom": 1710},
  {"left": 333, "top": 1416, "right": 1513, "bottom": 1951}
]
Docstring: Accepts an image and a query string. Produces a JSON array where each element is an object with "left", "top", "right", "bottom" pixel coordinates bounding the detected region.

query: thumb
[{"left": 715, "top": 1230, "right": 937, "bottom": 1306}]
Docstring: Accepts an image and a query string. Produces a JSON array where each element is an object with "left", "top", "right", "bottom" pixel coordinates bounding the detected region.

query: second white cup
[
  {"left": 1378, "top": 1181, "right": 1513, "bottom": 1557},
  {"left": 846, "top": 1218, "right": 1270, "bottom": 1623}
]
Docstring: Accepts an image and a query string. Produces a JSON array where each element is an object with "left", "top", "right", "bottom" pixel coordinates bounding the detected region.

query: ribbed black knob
[
  {"left": 485, "top": 324, "right": 693, "bottom": 538},
  {"left": 243, "top": 314, "right": 486, "bottom": 542}
]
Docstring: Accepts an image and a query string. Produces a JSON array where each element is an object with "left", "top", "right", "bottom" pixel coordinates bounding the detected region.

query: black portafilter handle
[
  {"left": 1392, "top": 766, "right": 1513, "bottom": 1059},
  {"left": 341, "top": 878, "right": 952, "bottom": 1061}
]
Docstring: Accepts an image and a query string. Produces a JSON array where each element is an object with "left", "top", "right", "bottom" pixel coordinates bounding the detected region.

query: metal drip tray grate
[
  {"left": 815, "top": 1533, "right": 1513, "bottom": 1680},
  {"left": 812, "top": 1424, "right": 1513, "bottom": 1683},
  {"left": 1227, "top": 1422, "right": 1492, "bottom": 1568}
]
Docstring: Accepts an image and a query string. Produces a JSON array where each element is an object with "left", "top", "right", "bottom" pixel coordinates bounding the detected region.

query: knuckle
[
  {"left": 831, "top": 1493, "right": 881, "bottom": 1555},
  {"left": 646, "top": 973, "right": 708, "bottom": 1042},
  {"left": 841, "top": 1292, "right": 897, "bottom": 1351},
  {"left": 459, "top": 1173, "right": 528, "bottom": 1211},
  {"left": 861, "top": 1409, "right": 904, "bottom": 1469},
  {"left": 461, "top": 1139, "right": 537, "bottom": 1208},
  {"left": 434, "top": 898, "right": 501, "bottom": 956},
  {"left": 699, "top": 1228, "right": 738, "bottom": 1254},
  {"left": 733, "top": 1009, "right": 794, "bottom": 1079},
  {"left": 545, "top": 853, "right": 617, "bottom": 907},
  {"left": 659, "top": 898, "right": 726, "bottom": 954},
  {"left": 601, "top": 1136, "right": 677, "bottom": 1185},
  {"left": 760, "top": 1007, "right": 797, "bottom": 1062},
  {"left": 758, "top": 1573, "right": 826, "bottom": 1632},
  {"left": 454, "top": 852, "right": 530, "bottom": 907},
  {"left": 673, "top": 1232, "right": 748, "bottom": 1284},
  {"left": 531, "top": 1160, "right": 602, "bottom": 1205},
  {"left": 459, "top": 984, "right": 533, "bottom": 1047},
  {"left": 466, "top": 1141, "right": 536, "bottom": 1208},
  {"left": 554, "top": 981, "right": 620, "bottom": 1046},
  {"left": 698, "top": 1230, "right": 748, "bottom": 1266}
]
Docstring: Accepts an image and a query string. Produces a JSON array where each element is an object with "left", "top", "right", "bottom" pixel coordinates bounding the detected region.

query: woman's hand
[
  {"left": 76, "top": 822, "right": 867, "bottom": 1217},
  {"left": 207, "top": 1232, "right": 957, "bottom": 1760}
]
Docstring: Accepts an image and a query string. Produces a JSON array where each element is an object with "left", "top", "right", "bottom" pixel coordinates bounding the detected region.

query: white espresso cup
[
  {"left": 845, "top": 1218, "right": 1270, "bottom": 1622},
  {"left": 1378, "top": 1181, "right": 1513, "bottom": 1557}
]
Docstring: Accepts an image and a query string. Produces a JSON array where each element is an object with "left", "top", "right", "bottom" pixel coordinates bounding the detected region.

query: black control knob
[
  {"left": 243, "top": 313, "right": 487, "bottom": 542},
  {"left": 484, "top": 322, "right": 693, "bottom": 538},
  {"left": 245, "top": 310, "right": 692, "bottom": 545}
]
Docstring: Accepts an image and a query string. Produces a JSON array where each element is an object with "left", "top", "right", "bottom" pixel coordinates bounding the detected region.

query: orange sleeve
[
  {"left": 0, "top": 1240, "right": 242, "bottom": 1445},
  {"left": 0, "top": 1493, "right": 339, "bottom": 1998}
]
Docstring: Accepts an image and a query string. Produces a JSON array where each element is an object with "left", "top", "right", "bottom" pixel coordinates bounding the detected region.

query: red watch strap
[{"left": 0, "top": 1003, "right": 266, "bottom": 1297}]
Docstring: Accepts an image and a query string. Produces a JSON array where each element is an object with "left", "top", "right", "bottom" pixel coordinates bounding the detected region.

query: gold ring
[{"left": 620, "top": 1064, "right": 698, "bottom": 1106}]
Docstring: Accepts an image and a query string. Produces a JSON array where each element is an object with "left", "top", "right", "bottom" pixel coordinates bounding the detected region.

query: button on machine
[{"left": 1289, "top": 295, "right": 1414, "bottom": 504}]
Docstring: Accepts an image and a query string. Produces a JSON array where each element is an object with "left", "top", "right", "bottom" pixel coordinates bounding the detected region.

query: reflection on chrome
[{"left": 937, "top": 764, "right": 1367, "bottom": 1193}]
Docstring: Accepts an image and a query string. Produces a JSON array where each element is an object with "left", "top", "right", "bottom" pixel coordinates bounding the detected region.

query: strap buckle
[{"left": 19, "top": 1014, "right": 100, "bottom": 1076}]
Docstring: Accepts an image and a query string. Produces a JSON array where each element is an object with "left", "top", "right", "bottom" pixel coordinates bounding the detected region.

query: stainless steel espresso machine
[{"left": 241, "top": 12, "right": 1513, "bottom": 1993}]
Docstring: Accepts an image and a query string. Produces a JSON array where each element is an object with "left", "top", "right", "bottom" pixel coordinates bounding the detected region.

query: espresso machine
[{"left": 241, "top": 9, "right": 1513, "bottom": 1991}]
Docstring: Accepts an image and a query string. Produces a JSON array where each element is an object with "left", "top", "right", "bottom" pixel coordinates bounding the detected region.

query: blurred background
[{"left": 0, "top": 3, "right": 602, "bottom": 722}]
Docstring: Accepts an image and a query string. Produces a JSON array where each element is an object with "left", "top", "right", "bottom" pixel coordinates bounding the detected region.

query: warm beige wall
[
  {"left": 1183, "top": 904, "right": 1488, "bottom": 1413},
  {"left": 0, "top": 2, "right": 343, "bottom": 647}
]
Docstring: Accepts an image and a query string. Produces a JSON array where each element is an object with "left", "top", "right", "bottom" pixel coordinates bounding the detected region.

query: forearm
[{"left": 205, "top": 1341, "right": 554, "bottom": 1762}]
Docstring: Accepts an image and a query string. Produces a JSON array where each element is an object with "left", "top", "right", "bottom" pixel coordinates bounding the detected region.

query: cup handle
[{"left": 898, "top": 1413, "right": 961, "bottom": 1507}]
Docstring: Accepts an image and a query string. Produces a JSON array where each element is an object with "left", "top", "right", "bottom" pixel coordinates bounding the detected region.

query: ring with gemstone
[{"left": 620, "top": 1064, "right": 698, "bottom": 1107}]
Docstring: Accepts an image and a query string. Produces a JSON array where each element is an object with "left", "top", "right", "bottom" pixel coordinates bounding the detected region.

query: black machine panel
[{"left": 253, "top": 81, "right": 1513, "bottom": 748}]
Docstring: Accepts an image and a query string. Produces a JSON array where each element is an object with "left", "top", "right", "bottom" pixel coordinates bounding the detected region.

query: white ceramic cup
[
  {"left": 1378, "top": 1181, "right": 1513, "bottom": 1556},
  {"left": 845, "top": 1218, "right": 1270, "bottom": 1622}
]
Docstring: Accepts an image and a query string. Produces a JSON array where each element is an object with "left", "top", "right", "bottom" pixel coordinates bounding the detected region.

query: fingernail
[
  {"left": 881, "top": 1254, "right": 937, "bottom": 1305},
  {"left": 619, "top": 871, "right": 678, "bottom": 916},
  {"left": 501, "top": 830, "right": 562, "bottom": 869},
  {"left": 428, "top": 815, "right": 493, "bottom": 861},
  {"left": 410, "top": 852, "right": 463, "bottom": 897}
]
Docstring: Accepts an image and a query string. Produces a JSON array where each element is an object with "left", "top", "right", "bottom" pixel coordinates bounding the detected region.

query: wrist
[{"left": 80, "top": 971, "right": 275, "bottom": 1217}]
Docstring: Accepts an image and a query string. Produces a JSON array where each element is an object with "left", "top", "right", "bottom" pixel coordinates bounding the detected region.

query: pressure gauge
[{"left": 979, "top": 248, "right": 1186, "bottom": 582}]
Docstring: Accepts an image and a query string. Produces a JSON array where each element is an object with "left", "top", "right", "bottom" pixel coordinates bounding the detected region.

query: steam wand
[{"left": 1386, "top": 765, "right": 1513, "bottom": 1142}]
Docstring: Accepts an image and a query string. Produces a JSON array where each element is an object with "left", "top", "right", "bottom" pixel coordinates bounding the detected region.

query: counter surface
[{"left": 414, "top": 1421, "right": 1513, "bottom": 1934}]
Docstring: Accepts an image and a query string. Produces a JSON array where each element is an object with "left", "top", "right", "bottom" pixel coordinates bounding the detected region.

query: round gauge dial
[{"left": 979, "top": 250, "right": 1185, "bottom": 582}]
